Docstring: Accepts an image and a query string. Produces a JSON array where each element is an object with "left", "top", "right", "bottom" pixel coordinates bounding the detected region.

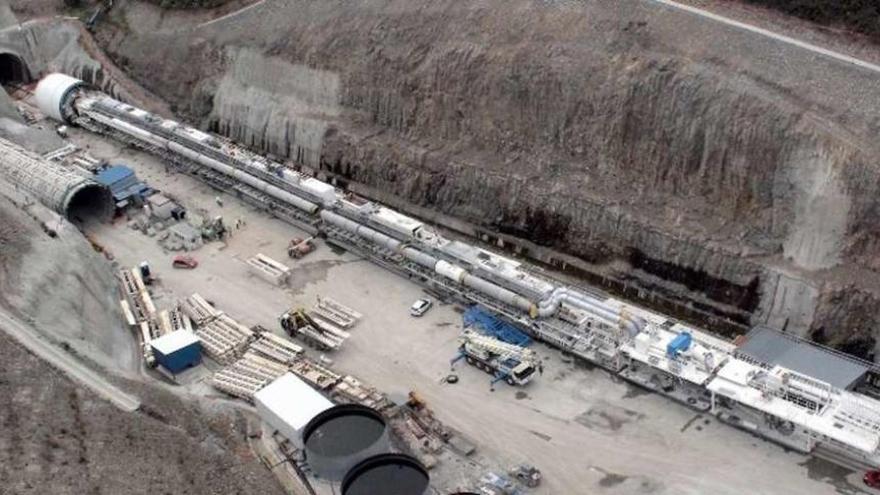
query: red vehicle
[
  {"left": 287, "top": 237, "right": 315, "bottom": 259},
  {"left": 866, "top": 470, "right": 880, "bottom": 489},
  {"left": 172, "top": 255, "right": 199, "bottom": 269}
]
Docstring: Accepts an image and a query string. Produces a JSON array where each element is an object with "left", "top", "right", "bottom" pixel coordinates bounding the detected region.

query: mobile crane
[{"left": 452, "top": 331, "right": 542, "bottom": 388}]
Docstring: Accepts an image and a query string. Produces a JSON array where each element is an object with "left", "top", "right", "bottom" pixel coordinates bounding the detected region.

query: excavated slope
[
  {"left": 0, "top": 190, "right": 137, "bottom": 374},
  {"left": 0, "top": 189, "right": 284, "bottom": 494},
  {"left": 83, "top": 0, "right": 880, "bottom": 359}
]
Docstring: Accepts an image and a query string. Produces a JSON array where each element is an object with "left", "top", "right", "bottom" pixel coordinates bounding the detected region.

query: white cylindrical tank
[
  {"left": 322, "top": 211, "right": 404, "bottom": 252},
  {"left": 435, "top": 260, "right": 467, "bottom": 283},
  {"left": 357, "top": 223, "right": 402, "bottom": 251},
  {"left": 321, "top": 210, "right": 361, "bottom": 232},
  {"left": 34, "top": 73, "right": 86, "bottom": 123}
]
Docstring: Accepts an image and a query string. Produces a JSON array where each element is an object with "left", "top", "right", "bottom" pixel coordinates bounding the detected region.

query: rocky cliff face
[
  {"left": 90, "top": 0, "right": 880, "bottom": 359},
  {"left": 0, "top": 19, "right": 160, "bottom": 109}
]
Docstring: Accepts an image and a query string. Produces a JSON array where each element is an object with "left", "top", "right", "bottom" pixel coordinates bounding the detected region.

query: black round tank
[
  {"left": 302, "top": 404, "right": 389, "bottom": 481},
  {"left": 341, "top": 453, "right": 429, "bottom": 495}
]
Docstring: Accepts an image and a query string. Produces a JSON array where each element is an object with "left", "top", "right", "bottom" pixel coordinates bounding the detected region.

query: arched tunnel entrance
[
  {"left": 64, "top": 183, "right": 114, "bottom": 226},
  {"left": 0, "top": 52, "right": 31, "bottom": 87}
]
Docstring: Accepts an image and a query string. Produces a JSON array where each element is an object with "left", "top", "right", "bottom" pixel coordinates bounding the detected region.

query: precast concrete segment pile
[{"left": 0, "top": 136, "right": 111, "bottom": 220}]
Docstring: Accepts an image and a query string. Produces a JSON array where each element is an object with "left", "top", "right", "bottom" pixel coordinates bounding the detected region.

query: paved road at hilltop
[{"left": 649, "top": 0, "right": 880, "bottom": 74}]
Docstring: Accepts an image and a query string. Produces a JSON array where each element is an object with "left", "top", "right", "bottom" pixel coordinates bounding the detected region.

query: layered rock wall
[{"left": 86, "top": 0, "right": 880, "bottom": 358}]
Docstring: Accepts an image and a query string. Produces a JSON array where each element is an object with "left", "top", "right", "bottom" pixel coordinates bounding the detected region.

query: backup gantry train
[{"left": 34, "top": 73, "right": 880, "bottom": 469}]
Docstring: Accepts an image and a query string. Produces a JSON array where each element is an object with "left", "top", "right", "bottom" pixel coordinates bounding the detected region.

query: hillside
[
  {"left": 0, "top": 193, "right": 284, "bottom": 495},
  {"left": 0, "top": 330, "right": 285, "bottom": 495}
]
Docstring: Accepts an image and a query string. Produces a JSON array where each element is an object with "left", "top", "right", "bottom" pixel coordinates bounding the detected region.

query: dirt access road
[{"left": 0, "top": 311, "right": 140, "bottom": 411}]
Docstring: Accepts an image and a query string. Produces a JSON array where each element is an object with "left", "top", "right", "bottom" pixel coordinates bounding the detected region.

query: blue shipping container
[{"left": 151, "top": 330, "right": 202, "bottom": 373}]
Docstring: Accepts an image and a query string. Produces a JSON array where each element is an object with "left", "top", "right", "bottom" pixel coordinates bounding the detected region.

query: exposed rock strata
[{"left": 55, "top": 0, "right": 880, "bottom": 359}]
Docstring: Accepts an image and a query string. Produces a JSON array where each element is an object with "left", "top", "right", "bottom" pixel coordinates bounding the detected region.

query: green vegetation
[{"left": 744, "top": 1, "right": 880, "bottom": 41}]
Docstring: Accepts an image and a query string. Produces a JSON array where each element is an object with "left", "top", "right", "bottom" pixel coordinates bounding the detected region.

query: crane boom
[{"left": 454, "top": 330, "right": 541, "bottom": 388}]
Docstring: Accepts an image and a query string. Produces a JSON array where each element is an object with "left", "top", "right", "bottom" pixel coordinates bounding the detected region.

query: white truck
[{"left": 453, "top": 331, "right": 541, "bottom": 387}]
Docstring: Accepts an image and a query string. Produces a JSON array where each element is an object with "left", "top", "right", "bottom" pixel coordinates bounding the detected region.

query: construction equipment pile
[
  {"left": 246, "top": 253, "right": 291, "bottom": 286},
  {"left": 248, "top": 326, "right": 304, "bottom": 364},
  {"left": 212, "top": 350, "right": 289, "bottom": 400},
  {"left": 388, "top": 391, "right": 477, "bottom": 470},
  {"left": 117, "top": 265, "right": 191, "bottom": 367},
  {"left": 288, "top": 357, "right": 340, "bottom": 391},
  {"left": 181, "top": 294, "right": 389, "bottom": 413},
  {"left": 279, "top": 296, "right": 361, "bottom": 351},
  {"left": 178, "top": 292, "right": 221, "bottom": 325},
  {"left": 311, "top": 296, "right": 361, "bottom": 328},
  {"left": 179, "top": 294, "right": 258, "bottom": 364},
  {"left": 118, "top": 283, "right": 471, "bottom": 471},
  {"left": 331, "top": 375, "right": 393, "bottom": 412},
  {"left": 198, "top": 315, "right": 256, "bottom": 364}
]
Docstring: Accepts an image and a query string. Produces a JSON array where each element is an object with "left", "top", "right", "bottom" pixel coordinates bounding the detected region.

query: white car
[{"left": 409, "top": 298, "right": 433, "bottom": 317}]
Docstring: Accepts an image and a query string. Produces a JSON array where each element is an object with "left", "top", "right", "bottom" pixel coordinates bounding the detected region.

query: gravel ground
[{"left": 71, "top": 125, "right": 872, "bottom": 495}]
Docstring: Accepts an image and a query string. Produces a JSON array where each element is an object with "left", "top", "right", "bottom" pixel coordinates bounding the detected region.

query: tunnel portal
[{"left": 0, "top": 52, "right": 31, "bottom": 86}]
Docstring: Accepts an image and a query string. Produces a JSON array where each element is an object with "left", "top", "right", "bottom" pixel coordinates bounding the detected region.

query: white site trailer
[{"left": 254, "top": 373, "right": 333, "bottom": 446}]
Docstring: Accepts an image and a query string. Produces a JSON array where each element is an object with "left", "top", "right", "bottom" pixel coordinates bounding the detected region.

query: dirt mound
[
  {"left": 0, "top": 330, "right": 284, "bottom": 495},
  {"left": 0, "top": 187, "right": 280, "bottom": 491}
]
